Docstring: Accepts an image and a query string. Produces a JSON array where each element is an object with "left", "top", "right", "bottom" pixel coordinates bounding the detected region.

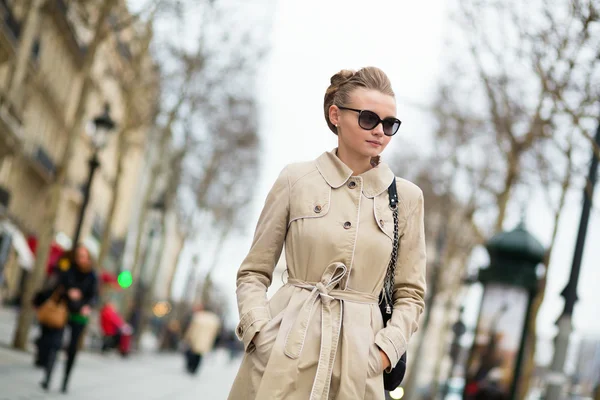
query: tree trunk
[
  {"left": 403, "top": 203, "right": 452, "bottom": 400},
  {"left": 430, "top": 299, "right": 453, "bottom": 399},
  {"left": 12, "top": 0, "right": 117, "bottom": 350},
  {"left": 129, "top": 93, "right": 184, "bottom": 284},
  {"left": 133, "top": 211, "right": 166, "bottom": 348},
  {"left": 166, "top": 237, "right": 186, "bottom": 302},
  {"left": 174, "top": 254, "right": 199, "bottom": 323},
  {"left": 97, "top": 128, "right": 127, "bottom": 270},
  {"left": 5, "top": 0, "right": 43, "bottom": 100},
  {"left": 494, "top": 152, "right": 519, "bottom": 233},
  {"left": 431, "top": 254, "right": 470, "bottom": 399},
  {"left": 199, "top": 226, "right": 230, "bottom": 305},
  {"left": 97, "top": 15, "right": 157, "bottom": 272}
]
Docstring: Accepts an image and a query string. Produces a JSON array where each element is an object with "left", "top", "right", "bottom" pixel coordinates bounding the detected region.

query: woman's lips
[{"left": 367, "top": 140, "right": 382, "bottom": 147}]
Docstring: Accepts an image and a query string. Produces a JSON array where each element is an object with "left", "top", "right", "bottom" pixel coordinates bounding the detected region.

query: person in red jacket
[{"left": 99, "top": 300, "right": 130, "bottom": 355}]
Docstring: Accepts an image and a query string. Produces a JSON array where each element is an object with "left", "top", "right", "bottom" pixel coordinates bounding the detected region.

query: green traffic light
[{"left": 118, "top": 271, "right": 133, "bottom": 288}]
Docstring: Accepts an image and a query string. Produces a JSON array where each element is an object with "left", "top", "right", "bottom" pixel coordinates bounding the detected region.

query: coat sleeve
[
  {"left": 375, "top": 187, "right": 427, "bottom": 369},
  {"left": 235, "top": 166, "right": 290, "bottom": 351}
]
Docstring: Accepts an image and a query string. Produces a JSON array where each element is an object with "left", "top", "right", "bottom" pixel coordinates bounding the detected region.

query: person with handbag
[
  {"left": 36, "top": 244, "right": 98, "bottom": 393},
  {"left": 228, "top": 67, "right": 427, "bottom": 400},
  {"left": 32, "top": 250, "right": 74, "bottom": 369}
]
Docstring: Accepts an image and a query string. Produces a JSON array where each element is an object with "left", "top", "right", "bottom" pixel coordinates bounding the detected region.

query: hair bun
[{"left": 330, "top": 69, "right": 355, "bottom": 86}]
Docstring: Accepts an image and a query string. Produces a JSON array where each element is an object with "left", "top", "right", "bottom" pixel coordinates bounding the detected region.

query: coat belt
[{"left": 284, "top": 262, "right": 378, "bottom": 400}]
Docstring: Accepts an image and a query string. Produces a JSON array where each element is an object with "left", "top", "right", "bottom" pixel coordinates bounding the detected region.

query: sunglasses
[{"left": 337, "top": 106, "right": 401, "bottom": 136}]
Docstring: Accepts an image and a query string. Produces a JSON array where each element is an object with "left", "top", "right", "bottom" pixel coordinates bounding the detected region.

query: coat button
[
  {"left": 348, "top": 181, "right": 356, "bottom": 189},
  {"left": 237, "top": 326, "right": 243, "bottom": 336},
  {"left": 343, "top": 221, "right": 352, "bottom": 229},
  {"left": 314, "top": 205, "right": 322, "bottom": 213}
]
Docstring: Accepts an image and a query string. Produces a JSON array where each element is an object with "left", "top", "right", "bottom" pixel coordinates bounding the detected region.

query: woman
[
  {"left": 228, "top": 67, "right": 427, "bottom": 400},
  {"left": 33, "top": 250, "right": 73, "bottom": 369},
  {"left": 38, "top": 244, "right": 98, "bottom": 393}
]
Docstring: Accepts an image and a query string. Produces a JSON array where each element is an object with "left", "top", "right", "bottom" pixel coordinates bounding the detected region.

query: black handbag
[{"left": 379, "top": 179, "right": 408, "bottom": 391}]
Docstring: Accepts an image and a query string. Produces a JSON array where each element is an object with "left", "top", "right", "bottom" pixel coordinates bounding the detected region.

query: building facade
[{"left": 0, "top": 0, "right": 157, "bottom": 297}]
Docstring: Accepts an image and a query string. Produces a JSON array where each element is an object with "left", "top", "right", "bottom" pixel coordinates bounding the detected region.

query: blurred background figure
[
  {"left": 35, "top": 245, "right": 98, "bottom": 393},
  {"left": 215, "top": 328, "right": 244, "bottom": 363},
  {"left": 159, "top": 318, "right": 182, "bottom": 352},
  {"left": 100, "top": 299, "right": 132, "bottom": 357},
  {"left": 183, "top": 304, "right": 221, "bottom": 375},
  {"left": 32, "top": 250, "right": 71, "bottom": 369}
]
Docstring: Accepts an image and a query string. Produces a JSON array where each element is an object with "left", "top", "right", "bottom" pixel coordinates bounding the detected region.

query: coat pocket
[
  {"left": 251, "top": 306, "right": 286, "bottom": 368},
  {"left": 367, "top": 342, "right": 383, "bottom": 378},
  {"left": 367, "top": 303, "right": 385, "bottom": 378},
  {"left": 288, "top": 180, "right": 331, "bottom": 227}
]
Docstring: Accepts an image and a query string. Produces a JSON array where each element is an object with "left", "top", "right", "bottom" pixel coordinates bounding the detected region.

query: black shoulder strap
[
  {"left": 381, "top": 178, "right": 400, "bottom": 314},
  {"left": 388, "top": 178, "right": 398, "bottom": 209}
]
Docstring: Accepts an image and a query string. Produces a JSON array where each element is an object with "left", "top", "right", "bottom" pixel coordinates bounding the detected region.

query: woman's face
[
  {"left": 75, "top": 246, "right": 92, "bottom": 272},
  {"left": 329, "top": 88, "right": 396, "bottom": 160}
]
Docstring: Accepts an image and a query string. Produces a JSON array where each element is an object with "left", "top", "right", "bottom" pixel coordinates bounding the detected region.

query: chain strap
[{"left": 382, "top": 200, "right": 400, "bottom": 314}]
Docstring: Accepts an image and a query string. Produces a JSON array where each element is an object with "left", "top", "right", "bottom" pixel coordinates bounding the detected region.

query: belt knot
[{"left": 284, "top": 262, "right": 348, "bottom": 400}]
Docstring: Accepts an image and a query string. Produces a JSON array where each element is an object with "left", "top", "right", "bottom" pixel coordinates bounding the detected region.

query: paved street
[{"left": 0, "top": 308, "right": 241, "bottom": 400}]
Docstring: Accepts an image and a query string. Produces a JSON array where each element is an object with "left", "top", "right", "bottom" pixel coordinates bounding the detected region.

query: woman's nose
[{"left": 372, "top": 122, "right": 385, "bottom": 136}]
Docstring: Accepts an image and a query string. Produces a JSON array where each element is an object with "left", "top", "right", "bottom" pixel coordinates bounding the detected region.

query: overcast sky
[{"left": 146, "top": 0, "right": 600, "bottom": 366}]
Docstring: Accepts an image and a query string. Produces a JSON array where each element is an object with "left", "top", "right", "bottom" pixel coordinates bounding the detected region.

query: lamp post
[
  {"left": 463, "top": 222, "right": 545, "bottom": 400},
  {"left": 72, "top": 104, "right": 116, "bottom": 247},
  {"left": 545, "top": 116, "right": 600, "bottom": 400},
  {"left": 441, "top": 306, "right": 467, "bottom": 400}
]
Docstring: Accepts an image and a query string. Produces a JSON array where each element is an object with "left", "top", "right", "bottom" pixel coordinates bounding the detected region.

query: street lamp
[
  {"left": 463, "top": 222, "right": 545, "bottom": 400},
  {"left": 441, "top": 306, "right": 467, "bottom": 400},
  {"left": 72, "top": 104, "right": 116, "bottom": 247},
  {"left": 545, "top": 115, "right": 600, "bottom": 400}
]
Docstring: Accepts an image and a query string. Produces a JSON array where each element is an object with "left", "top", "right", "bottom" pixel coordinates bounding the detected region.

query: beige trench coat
[{"left": 228, "top": 149, "right": 427, "bottom": 400}]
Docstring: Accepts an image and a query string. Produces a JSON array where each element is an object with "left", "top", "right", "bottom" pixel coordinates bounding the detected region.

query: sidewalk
[
  {"left": 0, "top": 344, "right": 241, "bottom": 400},
  {"left": 0, "top": 305, "right": 35, "bottom": 351},
  {"left": 0, "top": 306, "right": 241, "bottom": 399}
]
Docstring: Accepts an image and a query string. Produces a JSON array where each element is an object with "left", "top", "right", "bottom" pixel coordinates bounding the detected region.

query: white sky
[{"left": 158, "top": 0, "right": 600, "bottom": 365}]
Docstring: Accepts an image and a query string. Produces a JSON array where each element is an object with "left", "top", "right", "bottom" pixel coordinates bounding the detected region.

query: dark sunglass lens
[
  {"left": 383, "top": 119, "right": 401, "bottom": 136},
  {"left": 359, "top": 110, "right": 380, "bottom": 129}
]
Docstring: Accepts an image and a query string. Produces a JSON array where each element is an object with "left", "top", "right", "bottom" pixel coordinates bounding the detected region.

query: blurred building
[
  {"left": 0, "top": 0, "right": 157, "bottom": 298},
  {"left": 572, "top": 337, "right": 600, "bottom": 396}
]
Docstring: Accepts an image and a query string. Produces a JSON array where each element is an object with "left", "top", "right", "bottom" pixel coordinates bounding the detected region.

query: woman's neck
[{"left": 336, "top": 146, "right": 373, "bottom": 176}]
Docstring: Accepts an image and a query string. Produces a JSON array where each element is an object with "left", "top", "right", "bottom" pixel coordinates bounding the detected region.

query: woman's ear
[{"left": 329, "top": 105, "right": 340, "bottom": 127}]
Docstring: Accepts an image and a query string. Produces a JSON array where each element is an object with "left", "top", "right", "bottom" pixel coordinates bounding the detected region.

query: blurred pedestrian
[
  {"left": 474, "top": 385, "right": 508, "bottom": 400},
  {"left": 183, "top": 304, "right": 221, "bottom": 375},
  {"left": 33, "top": 250, "right": 72, "bottom": 369},
  {"left": 159, "top": 319, "right": 182, "bottom": 351},
  {"left": 228, "top": 67, "right": 426, "bottom": 399},
  {"left": 36, "top": 245, "right": 98, "bottom": 393},
  {"left": 99, "top": 299, "right": 131, "bottom": 356}
]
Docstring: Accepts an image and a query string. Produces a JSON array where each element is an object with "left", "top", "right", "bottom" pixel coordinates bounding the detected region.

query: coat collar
[{"left": 315, "top": 148, "right": 395, "bottom": 198}]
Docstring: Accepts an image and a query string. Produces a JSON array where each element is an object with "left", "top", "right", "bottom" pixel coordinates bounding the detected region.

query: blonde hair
[{"left": 323, "top": 67, "right": 395, "bottom": 135}]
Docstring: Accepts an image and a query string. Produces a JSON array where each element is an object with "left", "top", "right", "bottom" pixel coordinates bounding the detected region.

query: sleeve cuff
[
  {"left": 375, "top": 330, "right": 407, "bottom": 370},
  {"left": 235, "top": 307, "right": 271, "bottom": 352}
]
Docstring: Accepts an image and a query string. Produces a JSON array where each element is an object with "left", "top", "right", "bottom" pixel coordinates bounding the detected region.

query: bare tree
[
  {"left": 123, "top": 0, "right": 268, "bottom": 342},
  {"left": 96, "top": 5, "right": 160, "bottom": 271},
  {"left": 417, "top": 0, "right": 599, "bottom": 398},
  {"left": 389, "top": 148, "right": 481, "bottom": 399}
]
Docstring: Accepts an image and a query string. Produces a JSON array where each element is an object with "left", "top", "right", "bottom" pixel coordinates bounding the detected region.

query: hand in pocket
[{"left": 367, "top": 344, "right": 384, "bottom": 377}]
